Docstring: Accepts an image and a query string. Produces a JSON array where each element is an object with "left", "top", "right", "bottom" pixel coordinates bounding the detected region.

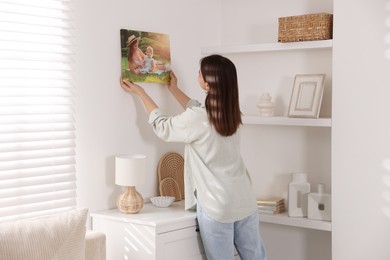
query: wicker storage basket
[{"left": 278, "top": 13, "right": 333, "bottom": 43}]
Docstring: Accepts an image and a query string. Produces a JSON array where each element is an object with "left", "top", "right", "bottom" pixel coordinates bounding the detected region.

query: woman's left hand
[{"left": 167, "top": 71, "right": 178, "bottom": 92}]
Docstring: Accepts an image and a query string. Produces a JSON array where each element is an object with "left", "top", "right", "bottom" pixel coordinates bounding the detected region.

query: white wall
[
  {"left": 74, "top": 0, "right": 221, "bottom": 212},
  {"left": 332, "top": 0, "right": 390, "bottom": 259}
]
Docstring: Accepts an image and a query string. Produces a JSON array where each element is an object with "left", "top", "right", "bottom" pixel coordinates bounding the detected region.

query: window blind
[{"left": 0, "top": 0, "right": 76, "bottom": 223}]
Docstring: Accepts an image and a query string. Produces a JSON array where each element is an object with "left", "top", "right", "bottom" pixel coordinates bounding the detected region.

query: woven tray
[
  {"left": 159, "top": 177, "right": 182, "bottom": 201},
  {"left": 157, "top": 152, "right": 184, "bottom": 200},
  {"left": 278, "top": 13, "right": 333, "bottom": 43}
]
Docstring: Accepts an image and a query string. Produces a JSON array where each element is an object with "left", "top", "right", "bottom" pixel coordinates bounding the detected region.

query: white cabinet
[
  {"left": 91, "top": 201, "right": 243, "bottom": 260},
  {"left": 157, "top": 226, "right": 205, "bottom": 260},
  {"left": 91, "top": 202, "right": 206, "bottom": 260}
]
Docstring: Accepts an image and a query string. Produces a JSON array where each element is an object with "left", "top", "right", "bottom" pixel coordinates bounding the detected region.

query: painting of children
[{"left": 120, "top": 29, "right": 171, "bottom": 83}]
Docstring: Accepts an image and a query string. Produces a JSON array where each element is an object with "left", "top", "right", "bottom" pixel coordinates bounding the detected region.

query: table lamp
[{"left": 115, "top": 154, "right": 146, "bottom": 214}]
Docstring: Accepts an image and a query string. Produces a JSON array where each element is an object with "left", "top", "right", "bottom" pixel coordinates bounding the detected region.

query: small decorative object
[
  {"left": 150, "top": 196, "right": 175, "bottom": 208},
  {"left": 288, "top": 74, "right": 326, "bottom": 118},
  {"left": 308, "top": 183, "right": 331, "bottom": 221},
  {"left": 256, "top": 197, "right": 285, "bottom": 215},
  {"left": 278, "top": 13, "right": 333, "bottom": 42},
  {"left": 159, "top": 177, "right": 183, "bottom": 201},
  {"left": 288, "top": 173, "right": 310, "bottom": 217},
  {"left": 257, "top": 93, "right": 275, "bottom": 116},
  {"left": 115, "top": 154, "right": 146, "bottom": 214}
]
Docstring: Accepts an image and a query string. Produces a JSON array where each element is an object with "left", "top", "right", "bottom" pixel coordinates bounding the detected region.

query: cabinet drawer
[
  {"left": 157, "top": 226, "right": 206, "bottom": 260},
  {"left": 157, "top": 226, "right": 241, "bottom": 260}
]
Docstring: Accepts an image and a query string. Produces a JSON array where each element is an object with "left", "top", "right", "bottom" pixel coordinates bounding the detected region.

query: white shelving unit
[
  {"left": 243, "top": 115, "right": 332, "bottom": 127},
  {"left": 203, "top": 39, "right": 333, "bottom": 131},
  {"left": 201, "top": 39, "right": 332, "bottom": 55},
  {"left": 260, "top": 212, "right": 331, "bottom": 231},
  {"left": 203, "top": 40, "right": 333, "bottom": 130},
  {"left": 201, "top": 40, "right": 333, "bottom": 233}
]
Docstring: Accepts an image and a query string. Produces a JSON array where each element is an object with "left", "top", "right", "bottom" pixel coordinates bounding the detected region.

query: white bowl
[{"left": 150, "top": 196, "right": 175, "bottom": 208}]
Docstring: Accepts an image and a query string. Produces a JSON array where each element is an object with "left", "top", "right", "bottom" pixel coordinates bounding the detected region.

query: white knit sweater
[{"left": 149, "top": 100, "right": 257, "bottom": 223}]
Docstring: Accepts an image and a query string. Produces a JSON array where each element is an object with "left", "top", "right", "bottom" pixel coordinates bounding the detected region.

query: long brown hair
[{"left": 200, "top": 55, "right": 242, "bottom": 136}]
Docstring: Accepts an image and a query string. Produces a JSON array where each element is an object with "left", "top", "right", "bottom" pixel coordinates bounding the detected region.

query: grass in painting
[{"left": 121, "top": 57, "right": 170, "bottom": 83}]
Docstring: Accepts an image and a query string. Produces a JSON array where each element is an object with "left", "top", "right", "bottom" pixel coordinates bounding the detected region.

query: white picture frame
[{"left": 288, "top": 74, "right": 326, "bottom": 118}]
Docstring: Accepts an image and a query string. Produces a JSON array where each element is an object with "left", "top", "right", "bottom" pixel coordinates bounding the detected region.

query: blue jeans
[{"left": 196, "top": 202, "right": 267, "bottom": 260}]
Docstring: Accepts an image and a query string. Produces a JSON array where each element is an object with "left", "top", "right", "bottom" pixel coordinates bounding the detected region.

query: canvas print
[{"left": 120, "top": 29, "right": 171, "bottom": 83}]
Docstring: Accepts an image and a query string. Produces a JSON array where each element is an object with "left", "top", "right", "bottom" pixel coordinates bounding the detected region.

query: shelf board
[
  {"left": 259, "top": 212, "right": 331, "bottom": 231},
  {"left": 243, "top": 115, "right": 332, "bottom": 127},
  {"left": 201, "top": 40, "right": 333, "bottom": 55}
]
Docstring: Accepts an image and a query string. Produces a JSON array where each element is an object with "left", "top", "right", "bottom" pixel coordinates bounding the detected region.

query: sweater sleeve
[{"left": 148, "top": 99, "right": 203, "bottom": 143}]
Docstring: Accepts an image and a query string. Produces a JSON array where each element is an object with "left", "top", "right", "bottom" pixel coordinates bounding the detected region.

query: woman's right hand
[
  {"left": 120, "top": 77, "right": 145, "bottom": 95},
  {"left": 119, "top": 77, "right": 158, "bottom": 113}
]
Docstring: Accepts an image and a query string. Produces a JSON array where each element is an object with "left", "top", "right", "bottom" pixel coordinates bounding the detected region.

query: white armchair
[
  {"left": 0, "top": 208, "right": 106, "bottom": 260},
  {"left": 85, "top": 230, "right": 106, "bottom": 260}
]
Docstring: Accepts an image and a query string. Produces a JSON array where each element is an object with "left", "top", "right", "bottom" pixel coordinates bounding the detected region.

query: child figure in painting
[{"left": 136, "top": 46, "right": 156, "bottom": 74}]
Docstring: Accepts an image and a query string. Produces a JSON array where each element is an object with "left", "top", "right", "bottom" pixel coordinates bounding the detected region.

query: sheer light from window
[{"left": 0, "top": 0, "right": 76, "bottom": 222}]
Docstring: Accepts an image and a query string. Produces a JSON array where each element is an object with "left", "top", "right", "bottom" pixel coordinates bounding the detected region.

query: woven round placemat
[
  {"left": 157, "top": 152, "right": 184, "bottom": 198},
  {"left": 159, "top": 177, "right": 182, "bottom": 201}
]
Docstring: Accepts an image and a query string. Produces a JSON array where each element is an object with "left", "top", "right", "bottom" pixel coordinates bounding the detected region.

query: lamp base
[{"left": 117, "top": 186, "right": 144, "bottom": 214}]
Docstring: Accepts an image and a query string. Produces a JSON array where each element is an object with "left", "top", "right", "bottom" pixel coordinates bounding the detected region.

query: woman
[
  {"left": 126, "top": 35, "right": 145, "bottom": 73},
  {"left": 120, "top": 55, "right": 267, "bottom": 260}
]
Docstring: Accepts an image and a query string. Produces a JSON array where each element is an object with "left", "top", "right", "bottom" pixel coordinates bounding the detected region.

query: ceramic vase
[
  {"left": 257, "top": 93, "right": 275, "bottom": 116},
  {"left": 308, "top": 183, "right": 332, "bottom": 221},
  {"left": 288, "top": 173, "right": 310, "bottom": 217}
]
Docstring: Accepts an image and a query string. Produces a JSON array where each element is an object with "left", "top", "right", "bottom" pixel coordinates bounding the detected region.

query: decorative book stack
[{"left": 256, "top": 197, "right": 285, "bottom": 215}]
